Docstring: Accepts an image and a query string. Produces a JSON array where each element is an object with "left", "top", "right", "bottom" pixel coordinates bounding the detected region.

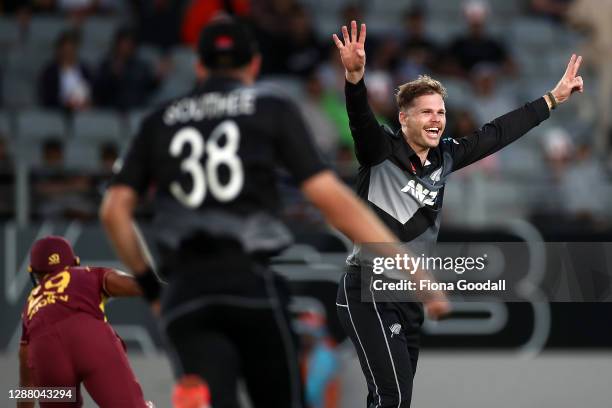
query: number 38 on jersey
[{"left": 169, "top": 120, "right": 244, "bottom": 208}]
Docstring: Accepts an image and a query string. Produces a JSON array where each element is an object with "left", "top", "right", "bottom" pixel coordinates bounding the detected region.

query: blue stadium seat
[
  {"left": 171, "top": 46, "right": 198, "bottom": 82},
  {"left": 71, "top": 110, "right": 123, "bottom": 142},
  {"left": 26, "top": 16, "right": 72, "bottom": 51},
  {"left": 510, "top": 18, "right": 555, "bottom": 50},
  {"left": 81, "top": 17, "right": 122, "bottom": 52},
  {"left": 64, "top": 138, "right": 117, "bottom": 171},
  {"left": 16, "top": 110, "right": 66, "bottom": 141},
  {"left": 0, "top": 112, "right": 12, "bottom": 138},
  {"left": 5, "top": 47, "right": 49, "bottom": 83},
  {"left": 150, "top": 76, "right": 195, "bottom": 105},
  {"left": 126, "top": 109, "right": 152, "bottom": 138},
  {"left": 1, "top": 74, "right": 36, "bottom": 108},
  {"left": 0, "top": 17, "right": 21, "bottom": 50}
]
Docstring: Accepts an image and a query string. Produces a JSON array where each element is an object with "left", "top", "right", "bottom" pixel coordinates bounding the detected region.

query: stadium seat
[
  {"left": 26, "top": 16, "right": 72, "bottom": 51},
  {"left": 171, "top": 46, "right": 198, "bottom": 82},
  {"left": 81, "top": 17, "right": 122, "bottom": 52},
  {"left": 0, "top": 112, "right": 12, "bottom": 137},
  {"left": 4, "top": 47, "right": 49, "bottom": 83},
  {"left": 510, "top": 18, "right": 555, "bottom": 50},
  {"left": 150, "top": 76, "right": 195, "bottom": 105},
  {"left": 488, "top": 0, "right": 521, "bottom": 17},
  {"left": 426, "top": 20, "right": 463, "bottom": 43},
  {"left": 65, "top": 138, "right": 116, "bottom": 171},
  {"left": 126, "top": 109, "right": 152, "bottom": 137},
  {"left": 16, "top": 110, "right": 66, "bottom": 141},
  {"left": 138, "top": 45, "right": 161, "bottom": 67},
  {"left": 1, "top": 74, "right": 36, "bottom": 108},
  {"left": 71, "top": 110, "right": 123, "bottom": 142},
  {"left": 0, "top": 17, "right": 21, "bottom": 50}
]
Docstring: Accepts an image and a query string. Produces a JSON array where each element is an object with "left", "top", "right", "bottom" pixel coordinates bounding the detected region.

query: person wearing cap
[
  {"left": 332, "top": 20, "right": 583, "bottom": 408},
  {"left": 101, "top": 16, "right": 449, "bottom": 408},
  {"left": 19, "top": 236, "right": 151, "bottom": 408}
]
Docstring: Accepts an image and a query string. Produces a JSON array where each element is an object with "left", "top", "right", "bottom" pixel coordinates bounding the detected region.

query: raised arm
[
  {"left": 450, "top": 54, "right": 583, "bottom": 171},
  {"left": 333, "top": 21, "right": 392, "bottom": 166}
]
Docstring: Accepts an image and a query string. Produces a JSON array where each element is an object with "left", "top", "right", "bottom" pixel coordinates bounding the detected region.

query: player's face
[{"left": 400, "top": 93, "right": 446, "bottom": 151}]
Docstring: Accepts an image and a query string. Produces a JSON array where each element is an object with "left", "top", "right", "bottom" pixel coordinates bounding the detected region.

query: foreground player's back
[{"left": 115, "top": 76, "right": 326, "bottom": 254}]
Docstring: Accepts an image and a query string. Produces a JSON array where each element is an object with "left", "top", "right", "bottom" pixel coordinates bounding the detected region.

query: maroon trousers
[{"left": 27, "top": 313, "right": 147, "bottom": 408}]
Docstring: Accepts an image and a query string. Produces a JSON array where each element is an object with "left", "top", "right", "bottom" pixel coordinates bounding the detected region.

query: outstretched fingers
[
  {"left": 358, "top": 23, "right": 366, "bottom": 44},
  {"left": 351, "top": 20, "right": 357, "bottom": 42},
  {"left": 563, "top": 54, "right": 576, "bottom": 78},
  {"left": 332, "top": 33, "right": 343, "bottom": 49},
  {"left": 572, "top": 55, "right": 583, "bottom": 78},
  {"left": 341, "top": 25, "right": 350, "bottom": 45}
]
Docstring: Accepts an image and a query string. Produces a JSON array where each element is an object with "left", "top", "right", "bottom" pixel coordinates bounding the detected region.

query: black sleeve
[
  {"left": 448, "top": 97, "right": 550, "bottom": 172},
  {"left": 273, "top": 97, "right": 328, "bottom": 184},
  {"left": 345, "top": 79, "right": 393, "bottom": 166},
  {"left": 110, "top": 115, "right": 154, "bottom": 195}
]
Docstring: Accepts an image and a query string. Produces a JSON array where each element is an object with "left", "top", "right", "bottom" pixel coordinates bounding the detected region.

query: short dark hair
[{"left": 395, "top": 75, "right": 447, "bottom": 110}]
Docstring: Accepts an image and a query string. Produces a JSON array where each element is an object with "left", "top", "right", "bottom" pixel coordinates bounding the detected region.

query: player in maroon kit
[{"left": 18, "top": 236, "right": 151, "bottom": 408}]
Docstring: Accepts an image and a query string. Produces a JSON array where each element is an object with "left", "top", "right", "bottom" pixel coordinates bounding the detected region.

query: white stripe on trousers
[
  {"left": 342, "top": 274, "right": 382, "bottom": 407},
  {"left": 369, "top": 276, "right": 402, "bottom": 408}
]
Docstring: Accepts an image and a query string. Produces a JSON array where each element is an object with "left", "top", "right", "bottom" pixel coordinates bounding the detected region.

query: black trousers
[
  {"left": 336, "top": 272, "right": 424, "bottom": 408},
  {"left": 160, "top": 250, "right": 303, "bottom": 408}
]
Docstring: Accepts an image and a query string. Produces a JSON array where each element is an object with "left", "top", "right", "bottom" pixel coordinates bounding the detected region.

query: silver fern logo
[
  {"left": 389, "top": 323, "right": 402, "bottom": 338},
  {"left": 430, "top": 167, "right": 443, "bottom": 184}
]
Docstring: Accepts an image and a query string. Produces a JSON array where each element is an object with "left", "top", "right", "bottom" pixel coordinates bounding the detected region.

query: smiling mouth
[{"left": 425, "top": 127, "right": 440, "bottom": 137}]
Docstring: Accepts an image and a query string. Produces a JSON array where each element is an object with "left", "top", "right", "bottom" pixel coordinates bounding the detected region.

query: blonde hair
[{"left": 395, "top": 75, "right": 447, "bottom": 110}]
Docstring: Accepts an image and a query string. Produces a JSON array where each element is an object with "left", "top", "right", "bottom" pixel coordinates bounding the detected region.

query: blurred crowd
[{"left": 0, "top": 0, "right": 611, "bottom": 231}]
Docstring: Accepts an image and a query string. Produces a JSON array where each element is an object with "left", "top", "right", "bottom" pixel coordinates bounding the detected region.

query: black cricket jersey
[
  {"left": 112, "top": 75, "right": 326, "bottom": 257},
  {"left": 345, "top": 79, "right": 550, "bottom": 266}
]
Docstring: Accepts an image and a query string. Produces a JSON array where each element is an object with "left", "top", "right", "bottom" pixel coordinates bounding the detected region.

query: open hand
[
  {"left": 425, "top": 298, "right": 451, "bottom": 320},
  {"left": 551, "top": 54, "right": 584, "bottom": 104},
  {"left": 332, "top": 20, "right": 367, "bottom": 84}
]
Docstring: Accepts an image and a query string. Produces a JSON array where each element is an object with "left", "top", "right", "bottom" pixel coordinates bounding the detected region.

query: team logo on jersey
[
  {"left": 401, "top": 180, "right": 438, "bottom": 206},
  {"left": 430, "top": 167, "right": 443, "bottom": 184},
  {"left": 48, "top": 253, "right": 60, "bottom": 265},
  {"left": 389, "top": 323, "right": 402, "bottom": 337}
]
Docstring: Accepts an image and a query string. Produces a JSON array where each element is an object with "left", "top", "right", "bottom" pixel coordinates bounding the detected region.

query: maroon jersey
[{"left": 21, "top": 266, "right": 111, "bottom": 344}]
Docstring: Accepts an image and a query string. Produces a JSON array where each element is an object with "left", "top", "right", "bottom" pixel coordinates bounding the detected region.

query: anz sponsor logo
[{"left": 401, "top": 179, "right": 438, "bottom": 206}]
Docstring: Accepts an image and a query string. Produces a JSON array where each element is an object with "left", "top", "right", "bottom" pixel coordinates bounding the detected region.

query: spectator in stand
[
  {"left": 448, "top": 109, "right": 499, "bottom": 177},
  {"left": 38, "top": 30, "right": 92, "bottom": 112},
  {"left": 443, "top": 0, "right": 516, "bottom": 78},
  {"left": 250, "top": 0, "right": 298, "bottom": 75},
  {"left": 449, "top": 109, "right": 478, "bottom": 139},
  {"left": 131, "top": 0, "right": 185, "bottom": 51},
  {"left": 56, "top": 0, "right": 122, "bottom": 17},
  {"left": 568, "top": 0, "right": 612, "bottom": 159},
  {"left": 284, "top": 4, "right": 326, "bottom": 78},
  {"left": 93, "top": 27, "right": 166, "bottom": 110},
  {"left": 32, "top": 138, "right": 94, "bottom": 220},
  {"left": 466, "top": 63, "right": 517, "bottom": 124},
  {"left": 396, "top": 6, "right": 440, "bottom": 82},
  {"left": 528, "top": 0, "right": 572, "bottom": 23},
  {"left": 299, "top": 73, "right": 340, "bottom": 160},
  {"left": 561, "top": 143, "right": 610, "bottom": 225}
]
